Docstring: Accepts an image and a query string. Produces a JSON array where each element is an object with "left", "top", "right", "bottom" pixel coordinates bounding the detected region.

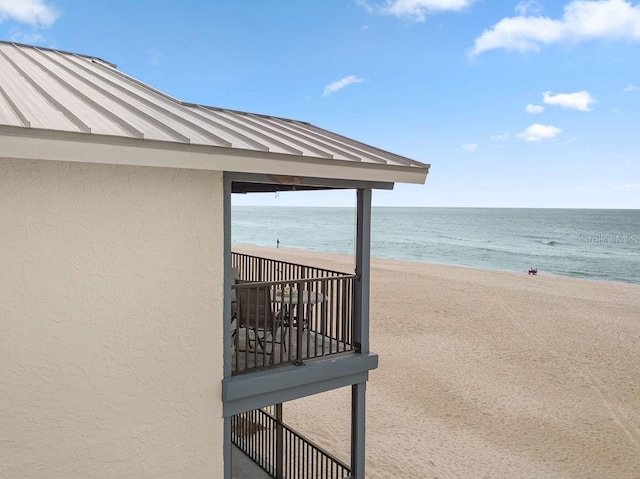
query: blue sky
[{"left": 1, "top": 0, "right": 639, "bottom": 208}]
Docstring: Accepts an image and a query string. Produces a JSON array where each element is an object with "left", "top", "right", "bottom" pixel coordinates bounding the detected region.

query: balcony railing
[
  {"left": 232, "top": 405, "right": 351, "bottom": 479},
  {"left": 233, "top": 252, "right": 349, "bottom": 283},
  {"left": 231, "top": 253, "right": 357, "bottom": 374}
]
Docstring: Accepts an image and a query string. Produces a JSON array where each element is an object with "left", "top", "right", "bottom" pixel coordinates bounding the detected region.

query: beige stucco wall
[{"left": 0, "top": 159, "right": 224, "bottom": 478}]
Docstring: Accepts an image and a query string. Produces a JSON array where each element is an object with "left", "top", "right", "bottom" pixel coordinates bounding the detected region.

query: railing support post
[
  {"left": 354, "top": 188, "right": 371, "bottom": 354},
  {"left": 275, "top": 403, "right": 284, "bottom": 479},
  {"left": 352, "top": 188, "right": 371, "bottom": 479},
  {"left": 223, "top": 175, "right": 233, "bottom": 479},
  {"left": 351, "top": 382, "right": 366, "bottom": 479},
  {"left": 295, "top": 287, "right": 305, "bottom": 365}
]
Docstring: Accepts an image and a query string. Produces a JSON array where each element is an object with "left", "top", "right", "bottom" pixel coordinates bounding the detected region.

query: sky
[{"left": 1, "top": 0, "right": 639, "bottom": 208}]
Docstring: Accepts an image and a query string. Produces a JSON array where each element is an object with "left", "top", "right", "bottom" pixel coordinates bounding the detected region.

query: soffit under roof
[{"left": 0, "top": 41, "right": 429, "bottom": 186}]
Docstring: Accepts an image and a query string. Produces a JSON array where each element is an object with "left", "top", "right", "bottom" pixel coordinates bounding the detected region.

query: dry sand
[{"left": 234, "top": 245, "right": 640, "bottom": 479}]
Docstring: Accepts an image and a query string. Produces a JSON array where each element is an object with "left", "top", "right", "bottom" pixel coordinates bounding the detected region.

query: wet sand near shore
[{"left": 234, "top": 244, "right": 640, "bottom": 479}]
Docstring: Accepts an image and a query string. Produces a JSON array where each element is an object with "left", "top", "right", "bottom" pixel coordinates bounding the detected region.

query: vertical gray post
[
  {"left": 223, "top": 417, "right": 232, "bottom": 479},
  {"left": 223, "top": 179, "right": 232, "bottom": 378},
  {"left": 275, "top": 403, "right": 284, "bottom": 479},
  {"left": 352, "top": 188, "right": 371, "bottom": 479},
  {"left": 223, "top": 175, "right": 232, "bottom": 479},
  {"left": 296, "top": 288, "right": 304, "bottom": 364},
  {"left": 354, "top": 188, "right": 371, "bottom": 354},
  {"left": 351, "top": 383, "right": 367, "bottom": 479}
]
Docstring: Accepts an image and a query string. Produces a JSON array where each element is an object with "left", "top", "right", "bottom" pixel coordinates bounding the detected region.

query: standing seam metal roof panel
[
  {"left": 22, "top": 47, "right": 146, "bottom": 138},
  {"left": 62, "top": 53, "right": 284, "bottom": 149},
  {"left": 0, "top": 41, "right": 428, "bottom": 174},
  {"left": 0, "top": 50, "right": 77, "bottom": 130}
]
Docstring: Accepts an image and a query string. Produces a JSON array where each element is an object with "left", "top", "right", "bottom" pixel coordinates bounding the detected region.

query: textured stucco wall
[{"left": 0, "top": 159, "right": 224, "bottom": 478}]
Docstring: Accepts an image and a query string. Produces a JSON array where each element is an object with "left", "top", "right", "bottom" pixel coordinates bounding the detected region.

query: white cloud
[
  {"left": 515, "top": 0, "right": 543, "bottom": 16},
  {"left": 0, "top": 0, "right": 58, "bottom": 27},
  {"left": 471, "top": 0, "right": 640, "bottom": 56},
  {"left": 543, "top": 90, "right": 596, "bottom": 111},
  {"left": 357, "top": 0, "right": 475, "bottom": 22},
  {"left": 355, "top": 0, "right": 376, "bottom": 14},
  {"left": 462, "top": 143, "right": 478, "bottom": 151},
  {"left": 490, "top": 133, "right": 510, "bottom": 140},
  {"left": 323, "top": 75, "right": 365, "bottom": 96},
  {"left": 624, "top": 83, "right": 638, "bottom": 92},
  {"left": 526, "top": 103, "right": 545, "bottom": 114},
  {"left": 517, "top": 123, "right": 562, "bottom": 142},
  {"left": 471, "top": 16, "right": 565, "bottom": 55}
]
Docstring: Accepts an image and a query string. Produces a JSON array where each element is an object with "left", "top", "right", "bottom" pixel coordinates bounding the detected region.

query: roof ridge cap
[{"left": 0, "top": 40, "right": 116, "bottom": 68}]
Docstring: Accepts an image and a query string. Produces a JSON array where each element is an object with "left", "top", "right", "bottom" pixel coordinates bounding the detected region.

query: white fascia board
[{"left": 0, "top": 127, "right": 429, "bottom": 185}]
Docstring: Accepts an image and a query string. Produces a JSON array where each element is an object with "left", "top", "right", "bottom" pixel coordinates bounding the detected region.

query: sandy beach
[{"left": 234, "top": 244, "right": 640, "bottom": 479}]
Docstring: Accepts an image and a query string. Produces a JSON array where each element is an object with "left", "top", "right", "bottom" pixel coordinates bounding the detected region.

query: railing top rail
[
  {"left": 232, "top": 274, "right": 357, "bottom": 289},
  {"left": 282, "top": 425, "right": 351, "bottom": 472},
  {"left": 257, "top": 408, "right": 352, "bottom": 473},
  {"left": 232, "top": 251, "right": 352, "bottom": 277}
]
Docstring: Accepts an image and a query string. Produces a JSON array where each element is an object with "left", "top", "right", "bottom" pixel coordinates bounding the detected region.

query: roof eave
[{"left": 0, "top": 126, "right": 430, "bottom": 186}]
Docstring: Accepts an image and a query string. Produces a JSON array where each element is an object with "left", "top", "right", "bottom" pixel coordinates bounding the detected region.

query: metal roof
[{"left": 0, "top": 41, "right": 429, "bottom": 184}]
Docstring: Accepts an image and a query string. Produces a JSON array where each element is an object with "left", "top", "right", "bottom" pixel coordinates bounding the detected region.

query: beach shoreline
[
  {"left": 239, "top": 242, "right": 640, "bottom": 287},
  {"left": 233, "top": 207, "right": 640, "bottom": 285},
  {"left": 233, "top": 244, "right": 640, "bottom": 479}
]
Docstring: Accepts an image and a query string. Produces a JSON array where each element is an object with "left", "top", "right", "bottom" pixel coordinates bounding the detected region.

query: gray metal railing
[
  {"left": 231, "top": 253, "right": 356, "bottom": 374},
  {"left": 232, "top": 405, "right": 351, "bottom": 479},
  {"left": 232, "top": 252, "right": 348, "bottom": 283}
]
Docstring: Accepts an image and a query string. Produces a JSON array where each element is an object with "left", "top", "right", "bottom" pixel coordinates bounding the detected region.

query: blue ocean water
[{"left": 232, "top": 207, "right": 640, "bottom": 285}]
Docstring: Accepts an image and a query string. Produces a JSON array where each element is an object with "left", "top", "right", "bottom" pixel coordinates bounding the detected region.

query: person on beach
[{"left": 277, "top": 239, "right": 280, "bottom": 248}]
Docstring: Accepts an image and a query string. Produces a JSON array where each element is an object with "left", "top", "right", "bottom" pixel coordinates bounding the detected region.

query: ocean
[{"left": 232, "top": 207, "right": 640, "bottom": 285}]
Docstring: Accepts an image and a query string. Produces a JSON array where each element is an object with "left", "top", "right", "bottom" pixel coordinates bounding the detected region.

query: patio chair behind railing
[{"left": 231, "top": 253, "right": 357, "bottom": 374}]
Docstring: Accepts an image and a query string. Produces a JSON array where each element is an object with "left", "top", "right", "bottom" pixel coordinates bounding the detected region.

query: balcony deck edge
[{"left": 222, "top": 352, "right": 378, "bottom": 417}]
